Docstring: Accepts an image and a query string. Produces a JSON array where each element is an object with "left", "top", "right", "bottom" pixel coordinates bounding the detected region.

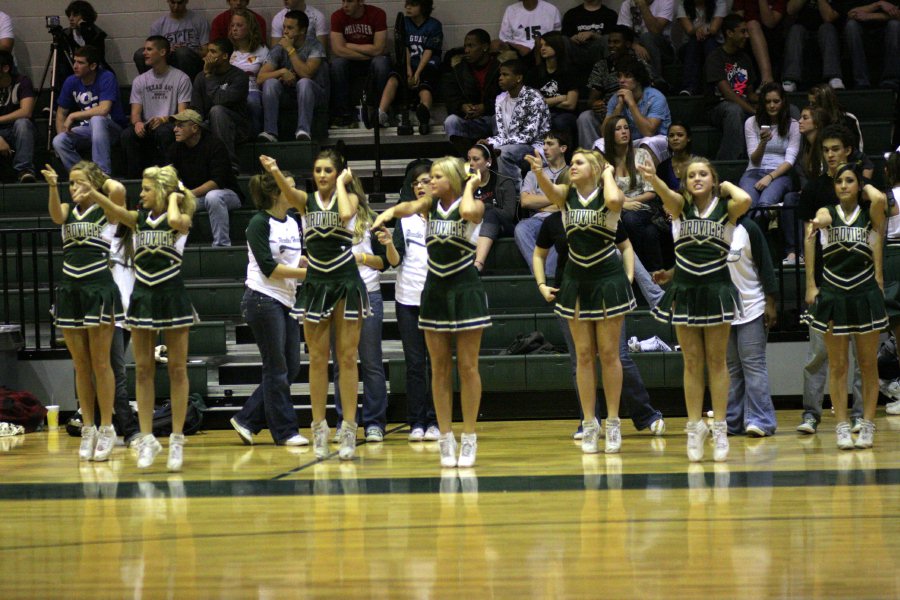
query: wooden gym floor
[{"left": 2, "top": 412, "right": 900, "bottom": 598}]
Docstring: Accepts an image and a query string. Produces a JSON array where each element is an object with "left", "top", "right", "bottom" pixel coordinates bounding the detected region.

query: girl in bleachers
[
  {"left": 530, "top": 31, "right": 579, "bottom": 139},
  {"left": 524, "top": 148, "right": 632, "bottom": 454},
  {"left": 657, "top": 121, "right": 693, "bottom": 191},
  {"left": 229, "top": 8, "right": 269, "bottom": 136},
  {"left": 372, "top": 157, "right": 489, "bottom": 468},
  {"left": 88, "top": 165, "right": 198, "bottom": 471},
  {"left": 260, "top": 150, "right": 369, "bottom": 461},
  {"left": 42, "top": 161, "right": 125, "bottom": 463},
  {"left": 782, "top": 106, "right": 828, "bottom": 265},
  {"left": 639, "top": 157, "right": 751, "bottom": 462},
  {"left": 808, "top": 84, "right": 864, "bottom": 153},
  {"left": 805, "top": 162, "right": 887, "bottom": 449},
  {"left": 469, "top": 143, "right": 518, "bottom": 273}
]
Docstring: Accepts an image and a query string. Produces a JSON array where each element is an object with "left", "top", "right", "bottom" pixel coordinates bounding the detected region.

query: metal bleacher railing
[{"left": 0, "top": 227, "right": 59, "bottom": 352}]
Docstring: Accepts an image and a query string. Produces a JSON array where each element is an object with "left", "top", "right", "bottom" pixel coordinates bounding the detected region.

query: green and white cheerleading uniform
[
  {"left": 53, "top": 203, "right": 124, "bottom": 328},
  {"left": 292, "top": 191, "right": 370, "bottom": 322},
  {"left": 125, "top": 210, "right": 198, "bottom": 329},
  {"left": 804, "top": 203, "right": 888, "bottom": 334},
  {"left": 554, "top": 186, "right": 635, "bottom": 320},
  {"left": 246, "top": 211, "right": 303, "bottom": 307},
  {"left": 418, "top": 197, "right": 491, "bottom": 332},
  {"left": 652, "top": 197, "right": 741, "bottom": 326},
  {"left": 882, "top": 187, "right": 900, "bottom": 325}
]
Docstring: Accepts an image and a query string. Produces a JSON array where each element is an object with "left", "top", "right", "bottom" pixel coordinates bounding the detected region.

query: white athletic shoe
[
  {"left": 137, "top": 434, "right": 162, "bottom": 469},
  {"left": 423, "top": 425, "right": 441, "bottom": 441},
  {"left": 167, "top": 433, "right": 184, "bottom": 472},
  {"left": 686, "top": 420, "right": 709, "bottom": 462},
  {"left": 79, "top": 425, "right": 98, "bottom": 461},
  {"left": 439, "top": 432, "right": 458, "bottom": 468},
  {"left": 649, "top": 418, "right": 666, "bottom": 436},
  {"left": 284, "top": 433, "right": 309, "bottom": 446},
  {"left": 458, "top": 433, "right": 477, "bottom": 468},
  {"left": 408, "top": 427, "right": 426, "bottom": 442},
  {"left": 581, "top": 418, "right": 601, "bottom": 454},
  {"left": 836, "top": 421, "right": 854, "bottom": 450},
  {"left": 604, "top": 418, "right": 621, "bottom": 454},
  {"left": 854, "top": 419, "right": 875, "bottom": 449},
  {"left": 338, "top": 421, "right": 357, "bottom": 461},
  {"left": 712, "top": 420, "right": 729, "bottom": 462},
  {"left": 92, "top": 424, "right": 116, "bottom": 462},
  {"left": 312, "top": 420, "right": 330, "bottom": 459}
]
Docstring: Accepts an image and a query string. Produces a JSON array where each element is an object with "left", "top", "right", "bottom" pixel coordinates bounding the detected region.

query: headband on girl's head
[{"left": 475, "top": 143, "right": 493, "bottom": 162}]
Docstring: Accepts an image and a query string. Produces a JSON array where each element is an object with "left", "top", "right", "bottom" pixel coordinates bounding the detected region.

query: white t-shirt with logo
[{"left": 498, "top": 0, "right": 562, "bottom": 50}]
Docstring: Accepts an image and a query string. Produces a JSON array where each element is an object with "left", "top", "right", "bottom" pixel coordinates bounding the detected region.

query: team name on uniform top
[
  {"left": 565, "top": 209, "right": 607, "bottom": 228},
  {"left": 62, "top": 221, "right": 103, "bottom": 240},
  {"left": 137, "top": 229, "right": 175, "bottom": 247},
  {"left": 680, "top": 219, "right": 726, "bottom": 240},
  {"left": 428, "top": 219, "right": 469, "bottom": 238},
  {"left": 827, "top": 226, "right": 870, "bottom": 245},
  {"left": 305, "top": 211, "right": 342, "bottom": 229}
]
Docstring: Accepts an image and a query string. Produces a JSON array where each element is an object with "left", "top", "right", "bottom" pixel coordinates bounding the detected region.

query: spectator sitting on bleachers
[
  {"left": 377, "top": 0, "right": 444, "bottom": 135},
  {"left": 514, "top": 130, "right": 568, "bottom": 278},
  {"left": 603, "top": 115, "right": 669, "bottom": 271},
  {"left": 781, "top": 0, "right": 846, "bottom": 92},
  {"left": 468, "top": 143, "right": 519, "bottom": 272},
  {"left": 561, "top": 0, "right": 619, "bottom": 74},
  {"left": 53, "top": 45, "right": 128, "bottom": 176},
  {"left": 210, "top": 0, "right": 267, "bottom": 43},
  {"left": 442, "top": 28, "right": 501, "bottom": 155},
  {"left": 0, "top": 50, "right": 36, "bottom": 182},
  {"left": 229, "top": 9, "right": 269, "bottom": 136},
  {"left": 0, "top": 11, "right": 12, "bottom": 53},
  {"left": 808, "top": 83, "right": 864, "bottom": 152},
  {"left": 121, "top": 36, "right": 192, "bottom": 179},
  {"left": 705, "top": 13, "right": 758, "bottom": 160},
  {"left": 328, "top": 0, "right": 389, "bottom": 129},
  {"left": 676, "top": 0, "right": 727, "bottom": 96},
  {"left": 845, "top": 1, "right": 900, "bottom": 90},
  {"left": 191, "top": 38, "right": 250, "bottom": 175},
  {"left": 480, "top": 58, "right": 550, "bottom": 192},
  {"left": 135, "top": 0, "right": 209, "bottom": 84},
  {"left": 616, "top": 0, "right": 677, "bottom": 88},
  {"left": 732, "top": 0, "right": 786, "bottom": 87},
  {"left": 592, "top": 55, "right": 671, "bottom": 164},
  {"left": 656, "top": 120, "right": 692, "bottom": 190},
  {"left": 271, "top": 0, "right": 329, "bottom": 48},
  {"left": 738, "top": 82, "right": 799, "bottom": 235},
  {"left": 493, "top": 0, "right": 562, "bottom": 64},
  {"left": 63, "top": 2, "right": 108, "bottom": 66},
  {"left": 576, "top": 25, "right": 654, "bottom": 148},
  {"left": 528, "top": 31, "right": 579, "bottom": 140},
  {"left": 168, "top": 109, "right": 241, "bottom": 246},
  {"left": 257, "top": 9, "right": 328, "bottom": 142},
  {"left": 781, "top": 105, "right": 825, "bottom": 264}
]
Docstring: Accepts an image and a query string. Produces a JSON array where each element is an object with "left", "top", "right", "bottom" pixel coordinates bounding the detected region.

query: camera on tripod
[{"left": 45, "top": 16, "right": 67, "bottom": 40}]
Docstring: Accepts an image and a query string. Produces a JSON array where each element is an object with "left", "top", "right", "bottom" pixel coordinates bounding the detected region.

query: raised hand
[
  {"left": 259, "top": 155, "right": 279, "bottom": 173},
  {"left": 41, "top": 164, "right": 59, "bottom": 187},
  {"left": 339, "top": 167, "right": 354, "bottom": 186},
  {"left": 636, "top": 160, "right": 657, "bottom": 179},
  {"left": 524, "top": 149, "right": 543, "bottom": 172}
]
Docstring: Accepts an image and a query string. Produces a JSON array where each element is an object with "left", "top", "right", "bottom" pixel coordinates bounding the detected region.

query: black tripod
[{"left": 36, "top": 35, "right": 73, "bottom": 150}]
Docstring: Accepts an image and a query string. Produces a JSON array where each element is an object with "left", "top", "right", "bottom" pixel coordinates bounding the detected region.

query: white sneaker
[
  {"left": 167, "top": 433, "right": 184, "bottom": 472},
  {"left": 365, "top": 426, "right": 384, "bottom": 443},
  {"left": 745, "top": 424, "right": 766, "bottom": 437},
  {"left": 782, "top": 80, "right": 797, "bottom": 92},
  {"left": 605, "top": 418, "right": 621, "bottom": 454},
  {"left": 408, "top": 427, "right": 425, "bottom": 441},
  {"left": 331, "top": 423, "right": 342, "bottom": 444},
  {"left": 137, "top": 434, "right": 162, "bottom": 469},
  {"left": 423, "top": 425, "right": 441, "bottom": 441},
  {"left": 628, "top": 336, "right": 641, "bottom": 352},
  {"left": 230, "top": 417, "right": 253, "bottom": 445},
  {"left": 887, "top": 399, "right": 900, "bottom": 415},
  {"left": 881, "top": 379, "right": 900, "bottom": 401},
  {"left": 581, "top": 418, "right": 600, "bottom": 454},
  {"left": 312, "top": 420, "right": 330, "bottom": 459},
  {"left": 854, "top": 419, "right": 875, "bottom": 449},
  {"left": 257, "top": 131, "right": 278, "bottom": 143},
  {"left": 712, "top": 420, "right": 729, "bottom": 462},
  {"left": 836, "top": 421, "right": 854, "bottom": 450},
  {"left": 686, "top": 420, "right": 709, "bottom": 462},
  {"left": 439, "top": 432, "right": 458, "bottom": 468},
  {"left": 338, "top": 421, "right": 357, "bottom": 461},
  {"left": 284, "top": 433, "right": 309, "bottom": 446},
  {"left": 828, "top": 77, "right": 845, "bottom": 90},
  {"left": 79, "top": 425, "right": 98, "bottom": 461},
  {"left": 649, "top": 418, "right": 666, "bottom": 436},
  {"left": 458, "top": 433, "right": 477, "bottom": 467},
  {"left": 92, "top": 424, "right": 116, "bottom": 462}
]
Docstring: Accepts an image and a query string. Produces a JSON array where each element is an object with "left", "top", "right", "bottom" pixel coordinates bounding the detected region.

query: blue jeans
[
  {"left": 514, "top": 213, "right": 557, "bottom": 277},
  {"left": 396, "top": 302, "right": 436, "bottom": 429},
  {"left": 120, "top": 121, "right": 177, "bottom": 179},
  {"left": 803, "top": 326, "right": 863, "bottom": 422},
  {"left": 52, "top": 116, "right": 123, "bottom": 175},
  {"left": 845, "top": 19, "right": 900, "bottom": 87},
  {"left": 740, "top": 169, "right": 794, "bottom": 233},
  {"left": 681, "top": 37, "right": 720, "bottom": 94},
  {"left": 622, "top": 208, "right": 664, "bottom": 272},
  {"left": 0, "top": 119, "right": 35, "bottom": 174},
  {"left": 783, "top": 23, "right": 841, "bottom": 82},
  {"left": 334, "top": 289, "right": 387, "bottom": 431},
  {"left": 262, "top": 76, "right": 328, "bottom": 137},
  {"left": 207, "top": 105, "right": 249, "bottom": 173},
  {"left": 633, "top": 252, "right": 665, "bottom": 308},
  {"left": 443, "top": 114, "right": 494, "bottom": 140},
  {"left": 726, "top": 315, "right": 777, "bottom": 435},
  {"left": 781, "top": 191, "right": 802, "bottom": 256},
  {"left": 329, "top": 55, "right": 390, "bottom": 120},
  {"left": 109, "top": 327, "right": 140, "bottom": 443},
  {"left": 196, "top": 189, "right": 242, "bottom": 246},
  {"left": 497, "top": 143, "right": 533, "bottom": 192},
  {"left": 709, "top": 101, "right": 751, "bottom": 161},
  {"left": 558, "top": 315, "right": 663, "bottom": 429},
  {"left": 235, "top": 289, "right": 301, "bottom": 444},
  {"left": 247, "top": 90, "right": 263, "bottom": 136}
]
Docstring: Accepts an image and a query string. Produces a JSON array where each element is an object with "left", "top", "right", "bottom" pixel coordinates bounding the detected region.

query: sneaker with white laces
[
  {"left": 650, "top": 418, "right": 666, "bottom": 436},
  {"left": 854, "top": 418, "right": 875, "bottom": 448},
  {"left": 439, "top": 432, "right": 458, "bottom": 467},
  {"left": 230, "top": 417, "right": 253, "bottom": 445},
  {"left": 79, "top": 425, "right": 98, "bottom": 461},
  {"left": 312, "top": 420, "right": 330, "bottom": 459},
  {"left": 284, "top": 433, "right": 309, "bottom": 446},
  {"left": 796, "top": 417, "right": 818, "bottom": 434},
  {"left": 137, "top": 434, "right": 162, "bottom": 469},
  {"left": 605, "top": 418, "right": 622, "bottom": 453},
  {"left": 828, "top": 77, "right": 845, "bottom": 90},
  {"left": 423, "top": 425, "right": 441, "bottom": 441},
  {"left": 167, "top": 433, "right": 185, "bottom": 471},
  {"left": 851, "top": 417, "right": 862, "bottom": 434},
  {"left": 712, "top": 420, "right": 729, "bottom": 462},
  {"left": 686, "top": 420, "right": 709, "bottom": 462},
  {"left": 887, "top": 399, "right": 900, "bottom": 415},
  {"left": 782, "top": 80, "right": 797, "bottom": 92},
  {"left": 581, "top": 418, "right": 601, "bottom": 454},
  {"left": 331, "top": 423, "right": 342, "bottom": 444},
  {"left": 408, "top": 427, "right": 426, "bottom": 442},
  {"left": 365, "top": 426, "right": 384, "bottom": 442},
  {"left": 338, "top": 421, "right": 358, "bottom": 460},
  {"left": 458, "top": 433, "right": 477, "bottom": 467},
  {"left": 835, "top": 421, "right": 854, "bottom": 450},
  {"left": 92, "top": 424, "right": 117, "bottom": 462}
]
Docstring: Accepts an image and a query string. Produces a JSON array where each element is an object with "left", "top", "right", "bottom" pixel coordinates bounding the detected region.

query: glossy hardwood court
[{"left": 2, "top": 412, "right": 900, "bottom": 598}]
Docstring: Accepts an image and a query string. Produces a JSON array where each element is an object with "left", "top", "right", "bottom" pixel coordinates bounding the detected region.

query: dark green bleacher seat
[{"left": 185, "top": 282, "right": 244, "bottom": 319}]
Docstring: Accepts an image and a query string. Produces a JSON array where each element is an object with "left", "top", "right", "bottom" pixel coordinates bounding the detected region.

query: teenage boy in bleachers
[
  {"left": 0, "top": 50, "right": 36, "bottom": 183},
  {"left": 494, "top": 0, "right": 562, "bottom": 63},
  {"left": 272, "top": 0, "right": 329, "bottom": 49},
  {"left": 562, "top": 0, "right": 619, "bottom": 73},
  {"left": 616, "top": 0, "right": 676, "bottom": 87},
  {"left": 844, "top": 0, "right": 900, "bottom": 90},
  {"left": 135, "top": 0, "right": 210, "bottom": 84}
]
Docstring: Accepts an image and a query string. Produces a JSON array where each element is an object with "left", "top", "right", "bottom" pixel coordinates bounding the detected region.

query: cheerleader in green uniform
[
  {"left": 806, "top": 162, "right": 887, "bottom": 449},
  {"left": 42, "top": 161, "right": 125, "bottom": 462},
  {"left": 89, "top": 165, "right": 197, "bottom": 471},
  {"left": 524, "top": 149, "right": 632, "bottom": 455},
  {"left": 372, "top": 157, "right": 488, "bottom": 468},
  {"left": 260, "top": 150, "right": 370, "bottom": 461},
  {"left": 638, "top": 157, "right": 751, "bottom": 462}
]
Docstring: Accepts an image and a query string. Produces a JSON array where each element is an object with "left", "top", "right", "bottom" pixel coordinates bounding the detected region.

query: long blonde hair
[
  {"left": 430, "top": 156, "right": 467, "bottom": 199},
  {"left": 143, "top": 165, "right": 197, "bottom": 218},
  {"left": 348, "top": 174, "right": 375, "bottom": 244},
  {"left": 566, "top": 149, "right": 607, "bottom": 190}
]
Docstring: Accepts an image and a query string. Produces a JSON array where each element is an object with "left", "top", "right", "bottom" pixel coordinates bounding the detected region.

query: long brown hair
[{"left": 602, "top": 117, "right": 637, "bottom": 191}]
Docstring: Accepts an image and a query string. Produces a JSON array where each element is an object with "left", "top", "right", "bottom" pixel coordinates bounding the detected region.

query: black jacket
[{"left": 442, "top": 55, "right": 501, "bottom": 118}]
